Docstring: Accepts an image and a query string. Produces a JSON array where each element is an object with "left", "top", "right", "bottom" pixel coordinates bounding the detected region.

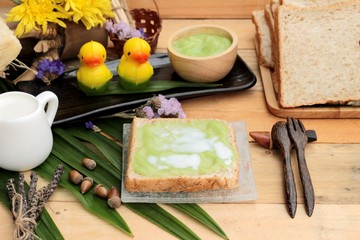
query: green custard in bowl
[{"left": 172, "top": 34, "right": 232, "bottom": 57}]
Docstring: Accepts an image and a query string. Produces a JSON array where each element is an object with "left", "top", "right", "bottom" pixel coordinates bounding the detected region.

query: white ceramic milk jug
[{"left": 0, "top": 91, "right": 58, "bottom": 171}]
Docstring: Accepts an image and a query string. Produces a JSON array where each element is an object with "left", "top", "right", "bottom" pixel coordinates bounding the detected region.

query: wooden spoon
[{"left": 271, "top": 121, "right": 297, "bottom": 218}]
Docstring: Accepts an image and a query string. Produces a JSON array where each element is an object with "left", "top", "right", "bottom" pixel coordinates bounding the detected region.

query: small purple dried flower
[
  {"left": 85, "top": 121, "right": 94, "bottom": 130},
  {"left": 105, "top": 21, "right": 113, "bottom": 32},
  {"left": 136, "top": 95, "right": 186, "bottom": 119},
  {"left": 105, "top": 20, "right": 144, "bottom": 40},
  {"left": 142, "top": 106, "right": 155, "bottom": 119},
  {"left": 36, "top": 59, "right": 65, "bottom": 82}
]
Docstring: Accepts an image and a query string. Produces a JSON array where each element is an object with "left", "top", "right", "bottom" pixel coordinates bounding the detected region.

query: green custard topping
[
  {"left": 132, "top": 120, "right": 238, "bottom": 177},
  {"left": 173, "top": 34, "right": 232, "bottom": 57}
]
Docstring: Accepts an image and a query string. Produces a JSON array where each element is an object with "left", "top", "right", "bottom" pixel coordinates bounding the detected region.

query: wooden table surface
[{"left": 1, "top": 14, "right": 360, "bottom": 240}]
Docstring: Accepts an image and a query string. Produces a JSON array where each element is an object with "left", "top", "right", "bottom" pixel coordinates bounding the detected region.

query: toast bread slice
[
  {"left": 125, "top": 118, "right": 240, "bottom": 192},
  {"left": 277, "top": 2, "right": 360, "bottom": 107},
  {"left": 251, "top": 10, "right": 275, "bottom": 68}
]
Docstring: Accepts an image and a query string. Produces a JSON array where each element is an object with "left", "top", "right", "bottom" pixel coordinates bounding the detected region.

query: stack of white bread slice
[{"left": 252, "top": 0, "right": 360, "bottom": 108}]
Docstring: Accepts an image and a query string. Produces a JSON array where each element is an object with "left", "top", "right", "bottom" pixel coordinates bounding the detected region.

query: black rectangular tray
[{"left": 15, "top": 54, "right": 256, "bottom": 125}]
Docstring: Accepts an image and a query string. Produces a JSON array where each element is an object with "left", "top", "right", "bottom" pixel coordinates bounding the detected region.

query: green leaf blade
[
  {"left": 35, "top": 155, "right": 133, "bottom": 237},
  {"left": 65, "top": 126, "right": 122, "bottom": 172},
  {"left": 83, "top": 80, "right": 222, "bottom": 96},
  {"left": 125, "top": 203, "right": 201, "bottom": 240},
  {"left": 171, "top": 204, "right": 229, "bottom": 240},
  {"left": 52, "top": 128, "right": 120, "bottom": 189}
]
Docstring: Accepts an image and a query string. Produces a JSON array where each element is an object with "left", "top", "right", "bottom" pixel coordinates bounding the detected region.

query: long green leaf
[
  {"left": 52, "top": 128, "right": 120, "bottom": 189},
  {"left": 0, "top": 170, "right": 64, "bottom": 240},
  {"left": 66, "top": 126, "right": 122, "bottom": 172},
  {"left": 71, "top": 118, "right": 131, "bottom": 170},
  {"left": 95, "top": 118, "right": 131, "bottom": 141},
  {"left": 81, "top": 80, "right": 222, "bottom": 96},
  {"left": 36, "top": 207, "right": 64, "bottom": 240},
  {"left": 171, "top": 204, "right": 229, "bottom": 240},
  {"left": 35, "top": 154, "right": 133, "bottom": 237},
  {"left": 126, "top": 203, "right": 201, "bottom": 240}
]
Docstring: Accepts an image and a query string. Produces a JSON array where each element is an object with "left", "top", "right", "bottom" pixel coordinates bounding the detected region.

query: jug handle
[{"left": 36, "top": 91, "right": 59, "bottom": 126}]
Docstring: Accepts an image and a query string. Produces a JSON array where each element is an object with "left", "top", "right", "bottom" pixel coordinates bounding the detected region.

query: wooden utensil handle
[
  {"left": 283, "top": 152, "right": 297, "bottom": 218},
  {"left": 296, "top": 148, "right": 315, "bottom": 217}
]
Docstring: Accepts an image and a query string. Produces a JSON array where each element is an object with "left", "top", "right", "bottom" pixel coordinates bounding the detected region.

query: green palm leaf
[
  {"left": 126, "top": 203, "right": 201, "bottom": 240},
  {"left": 64, "top": 126, "right": 122, "bottom": 172},
  {"left": 35, "top": 156, "right": 133, "bottom": 237},
  {"left": 52, "top": 128, "right": 120, "bottom": 189},
  {"left": 171, "top": 204, "right": 229, "bottom": 240},
  {"left": 81, "top": 80, "right": 222, "bottom": 96},
  {"left": 94, "top": 118, "right": 131, "bottom": 141}
]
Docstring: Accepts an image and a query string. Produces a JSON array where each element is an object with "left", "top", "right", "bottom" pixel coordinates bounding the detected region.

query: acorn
[
  {"left": 80, "top": 177, "right": 94, "bottom": 194},
  {"left": 68, "top": 170, "right": 83, "bottom": 185},
  {"left": 82, "top": 157, "right": 97, "bottom": 170},
  {"left": 94, "top": 184, "right": 108, "bottom": 198},
  {"left": 107, "top": 186, "right": 121, "bottom": 208}
]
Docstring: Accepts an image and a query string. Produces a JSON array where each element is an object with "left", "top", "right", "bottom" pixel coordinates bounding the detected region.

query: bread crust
[
  {"left": 125, "top": 118, "right": 240, "bottom": 192},
  {"left": 251, "top": 10, "right": 275, "bottom": 68}
]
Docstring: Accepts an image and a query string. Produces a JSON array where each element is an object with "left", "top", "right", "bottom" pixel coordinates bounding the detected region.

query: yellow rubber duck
[
  {"left": 76, "top": 41, "right": 113, "bottom": 93},
  {"left": 117, "top": 37, "right": 154, "bottom": 89}
]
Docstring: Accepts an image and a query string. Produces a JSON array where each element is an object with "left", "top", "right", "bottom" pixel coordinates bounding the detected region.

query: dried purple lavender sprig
[
  {"left": 17, "top": 173, "right": 28, "bottom": 217},
  {"left": 6, "top": 179, "right": 16, "bottom": 211},
  {"left": 27, "top": 172, "right": 38, "bottom": 207},
  {"left": 42, "top": 165, "right": 64, "bottom": 203}
]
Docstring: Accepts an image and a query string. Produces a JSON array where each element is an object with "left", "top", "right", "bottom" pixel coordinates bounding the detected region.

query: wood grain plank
[
  {"left": 1, "top": 1, "right": 270, "bottom": 19},
  {"left": 15, "top": 142, "right": 360, "bottom": 205},
  {"left": 127, "top": 0, "right": 270, "bottom": 19},
  {"left": 1, "top": 202, "right": 359, "bottom": 240},
  {"left": 252, "top": 143, "right": 360, "bottom": 204}
]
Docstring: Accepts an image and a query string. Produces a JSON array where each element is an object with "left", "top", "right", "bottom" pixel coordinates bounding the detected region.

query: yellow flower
[
  {"left": 63, "top": 0, "right": 114, "bottom": 30},
  {"left": 6, "top": 0, "right": 70, "bottom": 37}
]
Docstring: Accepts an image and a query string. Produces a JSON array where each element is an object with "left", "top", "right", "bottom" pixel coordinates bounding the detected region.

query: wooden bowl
[{"left": 167, "top": 25, "right": 238, "bottom": 83}]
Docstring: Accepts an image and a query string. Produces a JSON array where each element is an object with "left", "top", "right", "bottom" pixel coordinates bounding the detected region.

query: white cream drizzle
[{"left": 147, "top": 126, "right": 234, "bottom": 170}]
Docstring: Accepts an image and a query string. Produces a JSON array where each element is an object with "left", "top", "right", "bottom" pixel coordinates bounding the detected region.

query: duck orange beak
[
  {"left": 83, "top": 56, "right": 102, "bottom": 67},
  {"left": 132, "top": 51, "right": 150, "bottom": 64}
]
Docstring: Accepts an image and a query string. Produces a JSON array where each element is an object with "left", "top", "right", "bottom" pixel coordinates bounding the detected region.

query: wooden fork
[{"left": 287, "top": 117, "right": 315, "bottom": 217}]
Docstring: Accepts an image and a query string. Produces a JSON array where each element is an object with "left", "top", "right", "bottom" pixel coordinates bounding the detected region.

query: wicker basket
[{"left": 109, "top": 0, "right": 162, "bottom": 57}]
